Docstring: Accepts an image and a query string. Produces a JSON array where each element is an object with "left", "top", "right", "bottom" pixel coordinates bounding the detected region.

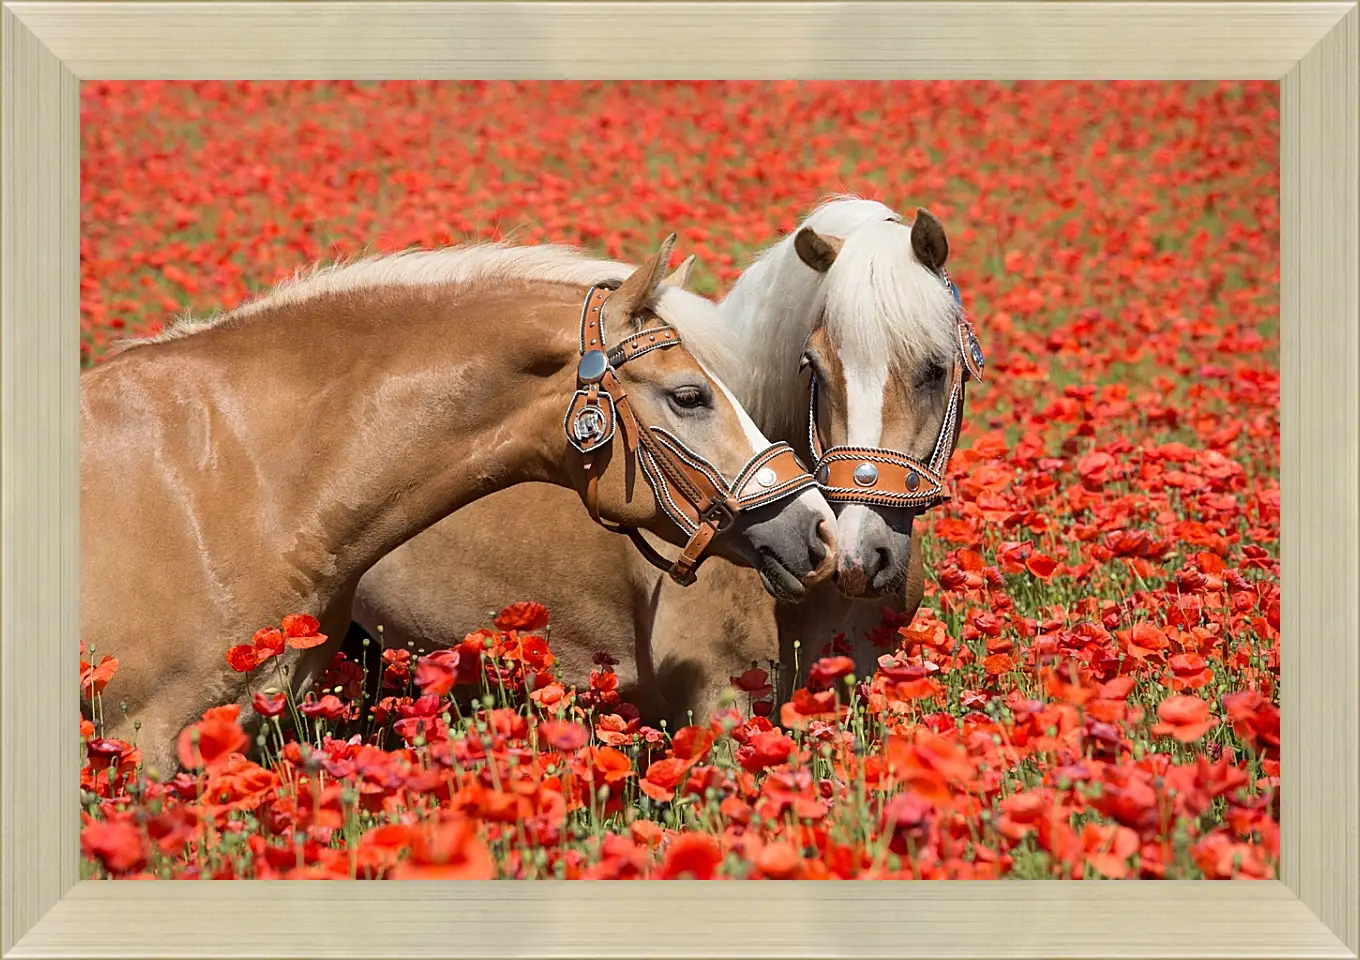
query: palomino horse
[
  {"left": 82, "top": 235, "right": 840, "bottom": 779},
  {"left": 350, "top": 198, "right": 983, "bottom": 722}
]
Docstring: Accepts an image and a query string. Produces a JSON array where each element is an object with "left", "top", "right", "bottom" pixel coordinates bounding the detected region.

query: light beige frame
[{"left": 1, "top": 1, "right": 1355, "bottom": 957}]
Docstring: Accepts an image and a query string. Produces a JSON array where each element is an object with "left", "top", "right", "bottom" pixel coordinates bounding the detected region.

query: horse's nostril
[{"left": 862, "top": 545, "right": 892, "bottom": 583}]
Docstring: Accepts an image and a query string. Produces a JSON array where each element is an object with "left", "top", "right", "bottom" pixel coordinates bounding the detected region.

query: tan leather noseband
[
  {"left": 566, "top": 283, "right": 818, "bottom": 586},
  {"left": 808, "top": 268, "right": 985, "bottom": 511}
]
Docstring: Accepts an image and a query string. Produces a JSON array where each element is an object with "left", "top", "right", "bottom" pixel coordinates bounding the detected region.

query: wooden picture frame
[{"left": 2, "top": 2, "right": 1355, "bottom": 957}]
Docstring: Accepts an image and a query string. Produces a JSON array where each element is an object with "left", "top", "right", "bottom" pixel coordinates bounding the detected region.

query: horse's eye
[
  {"left": 670, "top": 386, "right": 707, "bottom": 409},
  {"left": 916, "top": 362, "right": 948, "bottom": 387}
]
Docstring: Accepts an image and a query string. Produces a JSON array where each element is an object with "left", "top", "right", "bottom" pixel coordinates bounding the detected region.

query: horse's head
[
  {"left": 793, "top": 207, "right": 981, "bottom": 599},
  {"left": 565, "top": 235, "right": 838, "bottom": 601}
]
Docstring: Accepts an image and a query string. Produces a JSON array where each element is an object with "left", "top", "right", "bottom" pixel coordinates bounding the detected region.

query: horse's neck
[
  {"left": 160, "top": 286, "right": 572, "bottom": 602},
  {"left": 719, "top": 243, "right": 824, "bottom": 447}
]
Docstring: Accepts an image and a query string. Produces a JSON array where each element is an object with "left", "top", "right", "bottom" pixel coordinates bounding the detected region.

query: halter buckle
[{"left": 701, "top": 500, "right": 736, "bottom": 532}]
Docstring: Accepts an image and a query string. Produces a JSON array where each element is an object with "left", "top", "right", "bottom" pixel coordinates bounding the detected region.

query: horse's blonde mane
[
  {"left": 112, "top": 241, "right": 741, "bottom": 375},
  {"left": 817, "top": 213, "right": 963, "bottom": 370},
  {"left": 716, "top": 195, "right": 962, "bottom": 442}
]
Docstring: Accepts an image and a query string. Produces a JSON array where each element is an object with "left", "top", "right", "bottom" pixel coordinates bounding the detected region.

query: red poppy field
[{"left": 79, "top": 81, "right": 1280, "bottom": 880}]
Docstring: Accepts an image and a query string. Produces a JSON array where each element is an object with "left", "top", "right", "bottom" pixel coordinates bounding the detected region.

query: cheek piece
[
  {"left": 565, "top": 282, "right": 820, "bottom": 586},
  {"left": 807, "top": 269, "right": 984, "bottom": 510}
]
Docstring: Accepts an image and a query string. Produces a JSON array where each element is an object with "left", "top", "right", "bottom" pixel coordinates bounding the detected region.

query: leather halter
[
  {"left": 566, "top": 283, "right": 819, "bottom": 586},
  {"left": 807, "top": 269, "right": 985, "bottom": 511}
]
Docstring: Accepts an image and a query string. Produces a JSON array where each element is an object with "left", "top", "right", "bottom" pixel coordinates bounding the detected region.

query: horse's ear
[
  {"left": 794, "top": 226, "right": 843, "bottom": 273},
  {"left": 606, "top": 233, "right": 678, "bottom": 328},
  {"left": 910, "top": 207, "right": 949, "bottom": 273},
  {"left": 663, "top": 254, "right": 697, "bottom": 290}
]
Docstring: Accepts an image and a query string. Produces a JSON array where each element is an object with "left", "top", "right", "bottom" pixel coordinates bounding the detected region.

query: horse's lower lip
[{"left": 758, "top": 554, "right": 807, "bottom": 601}]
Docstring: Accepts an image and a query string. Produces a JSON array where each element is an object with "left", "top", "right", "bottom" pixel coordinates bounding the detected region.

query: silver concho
[
  {"left": 577, "top": 349, "right": 610, "bottom": 384},
  {"left": 756, "top": 467, "right": 778, "bottom": 488},
  {"left": 853, "top": 462, "right": 879, "bottom": 486},
  {"left": 565, "top": 390, "right": 617, "bottom": 455},
  {"left": 816, "top": 465, "right": 830, "bottom": 485},
  {"left": 573, "top": 407, "right": 607, "bottom": 445},
  {"left": 906, "top": 471, "right": 921, "bottom": 492}
]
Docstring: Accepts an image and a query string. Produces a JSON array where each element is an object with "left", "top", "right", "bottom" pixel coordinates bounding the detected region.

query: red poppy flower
[
  {"left": 807, "top": 656, "right": 855, "bottom": 689},
  {"left": 517, "top": 633, "right": 556, "bottom": 672},
  {"left": 380, "top": 648, "right": 411, "bottom": 688},
  {"left": 780, "top": 687, "right": 840, "bottom": 730},
  {"left": 982, "top": 653, "right": 1016, "bottom": 676},
  {"left": 1025, "top": 553, "right": 1059, "bottom": 580},
  {"left": 1151, "top": 695, "right": 1218, "bottom": 742},
  {"left": 656, "top": 832, "right": 723, "bottom": 880},
  {"left": 757, "top": 841, "right": 804, "bottom": 880},
  {"left": 298, "top": 694, "right": 348, "bottom": 721},
  {"left": 177, "top": 713, "right": 249, "bottom": 771},
  {"left": 389, "top": 818, "right": 494, "bottom": 880},
  {"left": 144, "top": 805, "right": 199, "bottom": 857},
  {"left": 588, "top": 747, "right": 634, "bottom": 785},
  {"left": 282, "top": 614, "right": 328, "bottom": 650},
  {"left": 413, "top": 651, "right": 460, "bottom": 697},
  {"left": 281, "top": 613, "right": 320, "bottom": 637},
  {"left": 81, "top": 820, "right": 147, "bottom": 875},
  {"left": 883, "top": 732, "right": 975, "bottom": 807},
  {"left": 670, "top": 725, "right": 715, "bottom": 764},
  {"left": 493, "top": 601, "right": 551, "bottom": 632},
  {"left": 252, "top": 627, "right": 286, "bottom": 659},
  {"left": 639, "top": 757, "right": 688, "bottom": 802},
  {"left": 251, "top": 691, "right": 288, "bottom": 718},
  {"left": 730, "top": 667, "right": 773, "bottom": 696},
  {"left": 1080, "top": 822, "right": 1141, "bottom": 879},
  {"left": 530, "top": 682, "right": 568, "bottom": 711},
  {"left": 80, "top": 655, "right": 120, "bottom": 697},
  {"left": 1167, "top": 652, "right": 1214, "bottom": 691},
  {"left": 225, "top": 644, "right": 261, "bottom": 673},
  {"left": 882, "top": 791, "right": 936, "bottom": 856},
  {"left": 86, "top": 737, "right": 133, "bottom": 766},
  {"left": 938, "top": 565, "right": 983, "bottom": 592},
  {"left": 1123, "top": 622, "right": 1171, "bottom": 660},
  {"left": 539, "top": 719, "right": 589, "bottom": 752},
  {"left": 1222, "top": 690, "right": 1281, "bottom": 756},
  {"left": 736, "top": 730, "right": 794, "bottom": 773},
  {"left": 1077, "top": 451, "right": 1116, "bottom": 487}
]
